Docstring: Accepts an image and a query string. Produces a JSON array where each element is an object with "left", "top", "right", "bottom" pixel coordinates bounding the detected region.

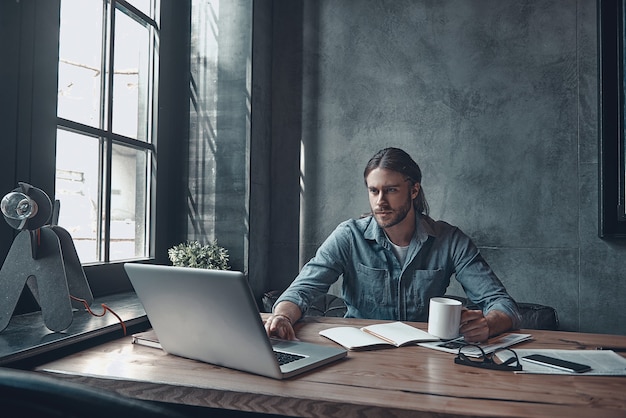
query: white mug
[{"left": 428, "top": 297, "right": 462, "bottom": 340}]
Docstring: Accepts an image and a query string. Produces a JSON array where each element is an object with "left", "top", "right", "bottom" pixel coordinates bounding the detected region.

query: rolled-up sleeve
[
  {"left": 274, "top": 223, "right": 351, "bottom": 313},
  {"left": 449, "top": 228, "right": 522, "bottom": 329}
]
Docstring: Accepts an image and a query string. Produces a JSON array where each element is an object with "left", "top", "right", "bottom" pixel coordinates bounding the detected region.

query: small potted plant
[{"left": 167, "top": 240, "right": 230, "bottom": 270}]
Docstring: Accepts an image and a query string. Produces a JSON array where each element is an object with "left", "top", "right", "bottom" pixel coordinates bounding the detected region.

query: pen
[{"left": 595, "top": 347, "right": 626, "bottom": 352}]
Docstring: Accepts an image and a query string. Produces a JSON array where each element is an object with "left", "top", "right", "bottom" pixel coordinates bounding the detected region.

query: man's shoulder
[
  {"left": 419, "top": 215, "right": 463, "bottom": 237},
  {"left": 336, "top": 215, "right": 374, "bottom": 232},
  {"left": 328, "top": 216, "right": 379, "bottom": 241}
]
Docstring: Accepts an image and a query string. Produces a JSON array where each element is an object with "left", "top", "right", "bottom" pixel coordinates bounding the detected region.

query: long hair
[{"left": 363, "top": 147, "right": 429, "bottom": 215}]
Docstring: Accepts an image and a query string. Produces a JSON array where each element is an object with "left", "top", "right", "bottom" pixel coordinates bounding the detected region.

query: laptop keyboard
[{"left": 274, "top": 350, "right": 305, "bottom": 366}]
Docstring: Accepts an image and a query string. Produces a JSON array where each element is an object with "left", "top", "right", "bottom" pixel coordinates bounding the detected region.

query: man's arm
[
  {"left": 264, "top": 301, "right": 302, "bottom": 340},
  {"left": 447, "top": 226, "right": 522, "bottom": 331}
]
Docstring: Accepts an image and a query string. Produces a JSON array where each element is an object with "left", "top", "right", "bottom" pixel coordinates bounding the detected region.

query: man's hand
[
  {"left": 264, "top": 301, "right": 302, "bottom": 341},
  {"left": 459, "top": 309, "right": 489, "bottom": 342},
  {"left": 264, "top": 314, "right": 298, "bottom": 340},
  {"left": 460, "top": 309, "right": 513, "bottom": 343}
]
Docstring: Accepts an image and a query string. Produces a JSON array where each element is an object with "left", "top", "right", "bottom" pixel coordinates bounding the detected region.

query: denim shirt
[{"left": 275, "top": 213, "right": 521, "bottom": 328}]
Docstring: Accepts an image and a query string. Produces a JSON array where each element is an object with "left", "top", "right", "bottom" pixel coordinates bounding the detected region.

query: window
[
  {"left": 599, "top": 0, "right": 626, "bottom": 238},
  {"left": 55, "top": 0, "right": 159, "bottom": 262}
]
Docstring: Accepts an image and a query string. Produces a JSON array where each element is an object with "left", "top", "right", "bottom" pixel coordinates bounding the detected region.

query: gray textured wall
[{"left": 268, "top": 0, "right": 626, "bottom": 334}]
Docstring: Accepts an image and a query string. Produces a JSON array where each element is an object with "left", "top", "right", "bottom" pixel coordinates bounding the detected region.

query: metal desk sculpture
[{"left": 0, "top": 182, "right": 93, "bottom": 332}]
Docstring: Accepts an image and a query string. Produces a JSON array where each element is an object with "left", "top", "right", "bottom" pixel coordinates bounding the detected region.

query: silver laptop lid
[{"left": 124, "top": 263, "right": 346, "bottom": 379}]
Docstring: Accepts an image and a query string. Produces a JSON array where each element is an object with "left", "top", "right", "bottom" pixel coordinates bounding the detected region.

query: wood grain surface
[{"left": 35, "top": 315, "right": 626, "bottom": 417}]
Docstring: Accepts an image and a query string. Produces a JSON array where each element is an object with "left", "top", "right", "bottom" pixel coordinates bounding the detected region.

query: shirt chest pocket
[
  {"left": 351, "top": 263, "right": 391, "bottom": 306},
  {"left": 405, "top": 268, "right": 448, "bottom": 310}
]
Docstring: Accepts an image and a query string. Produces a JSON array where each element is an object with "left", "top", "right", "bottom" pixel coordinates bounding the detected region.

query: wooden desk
[{"left": 34, "top": 316, "right": 626, "bottom": 418}]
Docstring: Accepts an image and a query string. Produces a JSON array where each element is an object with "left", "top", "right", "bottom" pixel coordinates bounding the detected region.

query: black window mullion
[
  {"left": 102, "top": 0, "right": 117, "bottom": 262},
  {"left": 57, "top": 118, "right": 154, "bottom": 152},
  {"left": 116, "top": 0, "right": 158, "bottom": 30},
  {"left": 94, "top": 0, "right": 110, "bottom": 262}
]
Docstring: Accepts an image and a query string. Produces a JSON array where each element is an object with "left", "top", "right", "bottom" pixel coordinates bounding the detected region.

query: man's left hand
[
  {"left": 459, "top": 309, "right": 489, "bottom": 343},
  {"left": 460, "top": 309, "right": 514, "bottom": 343}
]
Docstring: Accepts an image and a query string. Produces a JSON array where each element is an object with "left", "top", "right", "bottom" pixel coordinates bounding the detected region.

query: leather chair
[
  {"left": 512, "top": 302, "right": 560, "bottom": 330},
  {"left": 0, "top": 367, "right": 188, "bottom": 418}
]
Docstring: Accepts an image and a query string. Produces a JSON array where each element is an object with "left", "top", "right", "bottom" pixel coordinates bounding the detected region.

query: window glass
[
  {"left": 110, "top": 143, "right": 149, "bottom": 261},
  {"left": 57, "top": 0, "right": 103, "bottom": 128},
  {"left": 55, "top": 129, "right": 101, "bottom": 263},
  {"left": 113, "top": 8, "right": 151, "bottom": 141}
]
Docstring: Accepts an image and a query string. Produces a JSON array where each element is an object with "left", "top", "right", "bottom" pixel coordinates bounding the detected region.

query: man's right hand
[
  {"left": 264, "top": 314, "right": 297, "bottom": 340},
  {"left": 264, "top": 301, "right": 302, "bottom": 340}
]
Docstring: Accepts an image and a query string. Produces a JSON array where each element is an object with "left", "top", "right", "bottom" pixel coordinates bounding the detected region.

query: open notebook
[{"left": 124, "top": 263, "right": 347, "bottom": 379}]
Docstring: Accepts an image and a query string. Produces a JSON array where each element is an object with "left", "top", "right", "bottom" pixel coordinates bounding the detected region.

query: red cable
[{"left": 70, "top": 295, "right": 127, "bottom": 336}]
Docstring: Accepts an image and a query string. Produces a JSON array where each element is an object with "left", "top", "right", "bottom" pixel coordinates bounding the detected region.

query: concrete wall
[
  {"left": 187, "top": 0, "right": 252, "bottom": 275},
  {"left": 268, "top": 0, "right": 626, "bottom": 335}
]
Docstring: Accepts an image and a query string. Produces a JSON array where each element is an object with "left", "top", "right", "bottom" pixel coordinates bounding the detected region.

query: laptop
[{"left": 123, "top": 263, "right": 347, "bottom": 379}]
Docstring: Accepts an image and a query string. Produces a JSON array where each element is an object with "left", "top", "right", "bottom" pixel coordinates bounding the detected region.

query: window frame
[
  {"left": 599, "top": 0, "right": 626, "bottom": 238},
  {"left": 56, "top": 0, "right": 159, "bottom": 264}
]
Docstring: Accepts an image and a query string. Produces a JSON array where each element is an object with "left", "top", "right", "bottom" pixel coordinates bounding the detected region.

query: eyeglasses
[{"left": 454, "top": 344, "right": 522, "bottom": 371}]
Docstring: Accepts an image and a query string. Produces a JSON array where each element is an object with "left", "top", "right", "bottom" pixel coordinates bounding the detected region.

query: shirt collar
[
  {"left": 364, "top": 212, "right": 438, "bottom": 244},
  {"left": 418, "top": 214, "right": 438, "bottom": 240}
]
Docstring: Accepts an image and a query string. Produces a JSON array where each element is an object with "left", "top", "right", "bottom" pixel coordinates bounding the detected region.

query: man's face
[{"left": 366, "top": 168, "right": 419, "bottom": 229}]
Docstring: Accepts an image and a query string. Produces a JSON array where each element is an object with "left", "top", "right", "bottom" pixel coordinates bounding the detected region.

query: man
[{"left": 265, "top": 147, "right": 521, "bottom": 343}]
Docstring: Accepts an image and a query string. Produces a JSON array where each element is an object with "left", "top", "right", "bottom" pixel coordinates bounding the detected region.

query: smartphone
[{"left": 522, "top": 354, "right": 591, "bottom": 373}]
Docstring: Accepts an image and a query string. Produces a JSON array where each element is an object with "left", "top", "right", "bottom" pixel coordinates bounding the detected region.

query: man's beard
[{"left": 373, "top": 198, "right": 413, "bottom": 229}]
